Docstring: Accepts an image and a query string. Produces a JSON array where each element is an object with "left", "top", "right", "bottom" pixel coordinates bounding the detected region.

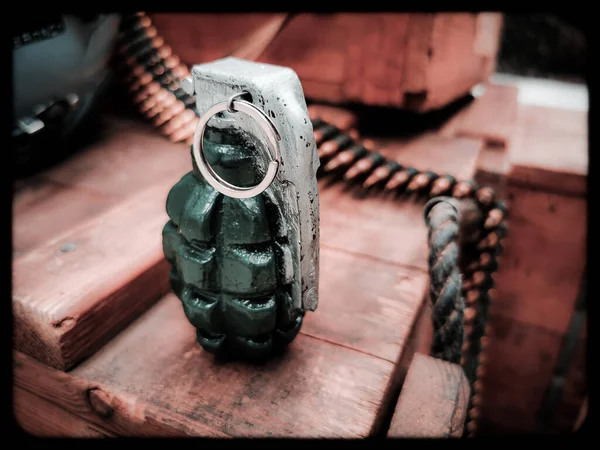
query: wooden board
[
  {"left": 12, "top": 178, "right": 117, "bottom": 258},
  {"left": 388, "top": 353, "right": 469, "bottom": 438},
  {"left": 14, "top": 386, "right": 113, "bottom": 437},
  {"left": 12, "top": 117, "right": 191, "bottom": 371},
  {"left": 147, "top": 13, "right": 502, "bottom": 111},
  {"left": 508, "top": 105, "right": 587, "bottom": 196},
  {"left": 13, "top": 184, "right": 173, "bottom": 370}
]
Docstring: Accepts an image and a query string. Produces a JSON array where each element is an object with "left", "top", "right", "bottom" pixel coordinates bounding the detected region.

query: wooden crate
[
  {"left": 12, "top": 106, "right": 483, "bottom": 437},
  {"left": 149, "top": 12, "right": 503, "bottom": 111}
]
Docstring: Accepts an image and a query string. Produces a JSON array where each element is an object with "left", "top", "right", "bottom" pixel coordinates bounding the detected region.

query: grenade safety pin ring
[{"left": 192, "top": 92, "right": 281, "bottom": 199}]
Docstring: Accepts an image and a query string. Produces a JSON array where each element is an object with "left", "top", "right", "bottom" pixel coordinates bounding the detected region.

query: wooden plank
[
  {"left": 302, "top": 248, "right": 428, "bottom": 363},
  {"left": 508, "top": 105, "right": 587, "bottom": 196},
  {"left": 490, "top": 186, "right": 587, "bottom": 334},
  {"left": 477, "top": 316, "right": 564, "bottom": 432},
  {"left": 14, "top": 351, "right": 216, "bottom": 437},
  {"left": 15, "top": 293, "right": 397, "bottom": 438},
  {"left": 421, "top": 14, "right": 487, "bottom": 111},
  {"left": 14, "top": 386, "right": 113, "bottom": 437},
  {"left": 388, "top": 353, "right": 469, "bottom": 437},
  {"left": 149, "top": 13, "right": 284, "bottom": 66},
  {"left": 319, "top": 134, "right": 482, "bottom": 271},
  {"left": 12, "top": 183, "right": 173, "bottom": 371},
  {"left": 12, "top": 177, "right": 117, "bottom": 258},
  {"left": 41, "top": 116, "right": 190, "bottom": 197},
  {"left": 454, "top": 84, "right": 519, "bottom": 148},
  {"left": 401, "top": 13, "right": 435, "bottom": 93}
]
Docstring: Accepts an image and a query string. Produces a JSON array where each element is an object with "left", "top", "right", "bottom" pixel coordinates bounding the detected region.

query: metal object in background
[{"left": 12, "top": 14, "right": 121, "bottom": 177}]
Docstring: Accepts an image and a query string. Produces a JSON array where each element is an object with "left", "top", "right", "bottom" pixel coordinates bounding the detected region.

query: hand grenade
[{"left": 162, "top": 58, "right": 320, "bottom": 359}]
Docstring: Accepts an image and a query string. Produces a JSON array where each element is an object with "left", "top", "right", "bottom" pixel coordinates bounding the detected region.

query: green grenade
[{"left": 162, "top": 58, "right": 320, "bottom": 360}]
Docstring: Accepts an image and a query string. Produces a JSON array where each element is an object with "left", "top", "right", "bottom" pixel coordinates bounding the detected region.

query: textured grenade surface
[{"left": 162, "top": 127, "right": 303, "bottom": 359}]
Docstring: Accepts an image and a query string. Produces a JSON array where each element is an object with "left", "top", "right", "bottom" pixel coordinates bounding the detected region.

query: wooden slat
[
  {"left": 12, "top": 178, "right": 117, "bottom": 258},
  {"left": 477, "top": 315, "right": 564, "bottom": 433},
  {"left": 40, "top": 116, "right": 190, "bottom": 197},
  {"left": 15, "top": 293, "right": 396, "bottom": 438},
  {"left": 421, "top": 14, "right": 488, "bottom": 111},
  {"left": 388, "top": 353, "right": 469, "bottom": 437},
  {"left": 13, "top": 183, "right": 173, "bottom": 370},
  {"left": 14, "top": 386, "right": 113, "bottom": 437},
  {"left": 508, "top": 105, "right": 587, "bottom": 196},
  {"left": 453, "top": 84, "right": 519, "bottom": 148},
  {"left": 490, "top": 186, "right": 587, "bottom": 334}
]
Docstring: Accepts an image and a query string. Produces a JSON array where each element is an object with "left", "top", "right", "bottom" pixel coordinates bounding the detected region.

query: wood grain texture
[
  {"left": 148, "top": 13, "right": 500, "bottom": 110},
  {"left": 15, "top": 292, "right": 396, "bottom": 438},
  {"left": 41, "top": 117, "right": 190, "bottom": 197},
  {"left": 13, "top": 183, "right": 174, "bottom": 370},
  {"left": 12, "top": 177, "right": 117, "bottom": 258},
  {"left": 508, "top": 105, "right": 588, "bottom": 196},
  {"left": 477, "top": 316, "right": 564, "bottom": 433},
  {"left": 150, "top": 13, "right": 284, "bottom": 66},
  {"left": 388, "top": 353, "right": 469, "bottom": 438},
  {"left": 14, "top": 386, "right": 113, "bottom": 437},
  {"left": 421, "top": 14, "right": 489, "bottom": 111},
  {"left": 491, "top": 186, "right": 587, "bottom": 334},
  {"left": 455, "top": 84, "right": 519, "bottom": 147}
]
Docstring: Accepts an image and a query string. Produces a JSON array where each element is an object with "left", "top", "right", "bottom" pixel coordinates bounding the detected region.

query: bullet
[
  {"left": 118, "top": 15, "right": 152, "bottom": 40},
  {"left": 466, "top": 420, "right": 478, "bottom": 434},
  {"left": 452, "top": 180, "right": 478, "bottom": 198},
  {"left": 318, "top": 133, "right": 355, "bottom": 159},
  {"left": 469, "top": 407, "right": 482, "bottom": 420},
  {"left": 118, "top": 37, "right": 165, "bottom": 74},
  {"left": 406, "top": 170, "right": 439, "bottom": 193},
  {"left": 125, "top": 39, "right": 167, "bottom": 66},
  {"left": 463, "top": 271, "right": 494, "bottom": 291},
  {"left": 322, "top": 144, "right": 369, "bottom": 173},
  {"left": 344, "top": 152, "right": 386, "bottom": 181},
  {"left": 169, "top": 118, "right": 199, "bottom": 143},
  {"left": 145, "top": 92, "right": 177, "bottom": 117},
  {"left": 153, "top": 101, "right": 185, "bottom": 126},
  {"left": 480, "top": 336, "right": 490, "bottom": 350},
  {"left": 140, "top": 88, "right": 170, "bottom": 112},
  {"left": 310, "top": 117, "right": 325, "bottom": 130},
  {"left": 484, "top": 208, "right": 505, "bottom": 229},
  {"left": 478, "top": 353, "right": 488, "bottom": 365},
  {"left": 429, "top": 174, "right": 457, "bottom": 197},
  {"left": 363, "top": 160, "right": 403, "bottom": 188},
  {"left": 471, "top": 394, "right": 483, "bottom": 406},
  {"left": 129, "top": 72, "right": 154, "bottom": 92},
  {"left": 465, "top": 289, "right": 480, "bottom": 305},
  {"left": 314, "top": 124, "right": 340, "bottom": 146},
  {"left": 162, "top": 85, "right": 195, "bottom": 108},
  {"left": 384, "top": 167, "right": 419, "bottom": 192},
  {"left": 118, "top": 26, "right": 158, "bottom": 54},
  {"left": 464, "top": 306, "right": 477, "bottom": 324},
  {"left": 162, "top": 108, "right": 197, "bottom": 135},
  {"left": 467, "top": 252, "right": 498, "bottom": 273},
  {"left": 476, "top": 232, "right": 501, "bottom": 251},
  {"left": 134, "top": 81, "right": 161, "bottom": 103},
  {"left": 476, "top": 186, "right": 496, "bottom": 208},
  {"left": 473, "top": 380, "right": 484, "bottom": 393},
  {"left": 475, "top": 364, "right": 486, "bottom": 378},
  {"left": 462, "top": 338, "right": 471, "bottom": 351}
]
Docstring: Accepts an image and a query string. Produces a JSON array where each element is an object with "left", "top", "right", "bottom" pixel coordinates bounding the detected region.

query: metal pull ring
[{"left": 192, "top": 92, "right": 281, "bottom": 199}]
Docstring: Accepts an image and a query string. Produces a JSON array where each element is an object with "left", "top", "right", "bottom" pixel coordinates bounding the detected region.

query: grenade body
[{"left": 162, "top": 128, "right": 303, "bottom": 359}]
